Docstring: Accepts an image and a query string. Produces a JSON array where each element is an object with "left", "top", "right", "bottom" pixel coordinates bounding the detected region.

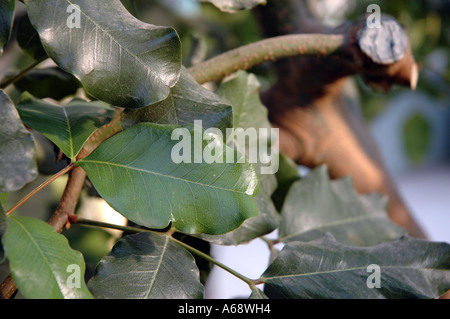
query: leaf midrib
[
  {"left": 144, "top": 235, "right": 169, "bottom": 299},
  {"left": 262, "top": 265, "right": 449, "bottom": 281},
  {"left": 62, "top": 106, "right": 75, "bottom": 160},
  {"left": 79, "top": 159, "right": 250, "bottom": 195}
]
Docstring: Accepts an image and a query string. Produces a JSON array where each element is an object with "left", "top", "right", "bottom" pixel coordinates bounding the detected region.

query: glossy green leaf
[
  {"left": 262, "top": 234, "right": 450, "bottom": 299},
  {"left": 0, "top": 90, "right": 37, "bottom": 192},
  {"left": 24, "top": 0, "right": 182, "bottom": 108},
  {"left": 199, "top": 174, "right": 279, "bottom": 245},
  {"left": 197, "top": 71, "right": 279, "bottom": 244},
  {"left": 13, "top": 67, "right": 80, "bottom": 100},
  {"left": 0, "top": 0, "right": 15, "bottom": 55},
  {"left": 278, "top": 166, "right": 406, "bottom": 246},
  {"left": 88, "top": 232, "right": 204, "bottom": 299},
  {"left": 2, "top": 216, "right": 93, "bottom": 299},
  {"left": 78, "top": 123, "right": 259, "bottom": 235},
  {"left": 121, "top": 67, "right": 233, "bottom": 135},
  {"left": 17, "top": 92, "right": 114, "bottom": 161},
  {"left": 16, "top": 12, "right": 47, "bottom": 60},
  {"left": 217, "top": 71, "right": 278, "bottom": 176},
  {"left": 217, "top": 71, "right": 272, "bottom": 135},
  {"left": 200, "top": 0, "right": 266, "bottom": 13}
]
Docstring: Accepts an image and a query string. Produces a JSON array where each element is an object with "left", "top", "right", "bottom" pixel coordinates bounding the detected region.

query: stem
[
  {"left": 5, "top": 163, "right": 74, "bottom": 216},
  {"left": 188, "top": 34, "right": 345, "bottom": 84},
  {"left": 47, "top": 166, "right": 86, "bottom": 233},
  {"left": 0, "top": 56, "right": 48, "bottom": 89},
  {"left": 76, "top": 108, "right": 123, "bottom": 160},
  {"left": 71, "top": 216, "right": 146, "bottom": 233},
  {"left": 0, "top": 276, "right": 16, "bottom": 299},
  {"left": 72, "top": 217, "right": 260, "bottom": 289},
  {"left": 170, "top": 237, "right": 258, "bottom": 288},
  {"left": 1, "top": 110, "right": 122, "bottom": 298},
  {"left": 260, "top": 236, "right": 280, "bottom": 249}
]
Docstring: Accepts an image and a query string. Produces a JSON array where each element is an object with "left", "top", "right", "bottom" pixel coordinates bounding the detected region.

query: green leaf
[
  {"left": 0, "top": 0, "right": 15, "bottom": 55},
  {"left": 0, "top": 202, "right": 7, "bottom": 262},
  {"left": 278, "top": 166, "right": 406, "bottom": 246},
  {"left": 271, "top": 153, "right": 300, "bottom": 211},
  {"left": 16, "top": 12, "right": 47, "bottom": 60},
  {"left": 24, "top": 0, "right": 182, "bottom": 108},
  {"left": 216, "top": 71, "right": 278, "bottom": 176},
  {"left": 197, "top": 71, "right": 280, "bottom": 244},
  {"left": 78, "top": 123, "right": 259, "bottom": 235},
  {"left": 88, "top": 232, "right": 204, "bottom": 299},
  {"left": 0, "top": 192, "right": 7, "bottom": 206},
  {"left": 2, "top": 216, "right": 93, "bottom": 299},
  {"left": 217, "top": 71, "right": 271, "bottom": 135},
  {"left": 199, "top": 174, "right": 279, "bottom": 245},
  {"left": 200, "top": 0, "right": 266, "bottom": 13},
  {"left": 17, "top": 92, "right": 114, "bottom": 162},
  {"left": 13, "top": 67, "right": 81, "bottom": 100},
  {"left": 0, "top": 90, "right": 37, "bottom": 192},
  {"left": 262, "top": 234, "right": 450, "bottom": 299},
  {"left": 121, "top": 67, "right": 233, "bottom": 135}
]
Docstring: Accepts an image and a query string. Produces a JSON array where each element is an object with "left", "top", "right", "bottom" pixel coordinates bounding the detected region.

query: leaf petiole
[
  {"left": 0, "top": 56, "right": 48, "bottom": 90},
  {"left": 170, "top": 236, "right": 260, "bottom": 289},
  {"left": 6, "top": 163, "right": 75, "bottom": 216}
]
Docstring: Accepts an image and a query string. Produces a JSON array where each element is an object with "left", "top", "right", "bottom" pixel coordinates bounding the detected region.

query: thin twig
[
  {"left": 0, "top": 112, "right": 122, "bottom": 299},
  {"left": 0, "top": 56, "right": 48, "bottom": 90},
  {"left": 72, "top": 217, "right": 261, "bottom": 289},
  {"left": 188, "top": 34, "right": 344, "bottom": 84},
  {"left": 5, "top": 163, "right": 75, "bottom": 216}
]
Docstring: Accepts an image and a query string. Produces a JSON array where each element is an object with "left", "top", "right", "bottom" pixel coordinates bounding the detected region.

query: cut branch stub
[
  {"left": 355, "top": 17, "right": 419, "bottom": 91},
  {"left": 358, "top": 17, "right": 408, "bottom": 65}
]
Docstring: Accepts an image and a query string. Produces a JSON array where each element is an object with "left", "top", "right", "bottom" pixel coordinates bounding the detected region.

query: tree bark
[{"left": 253, "top": 0, "right": 426, "bottom": 238}]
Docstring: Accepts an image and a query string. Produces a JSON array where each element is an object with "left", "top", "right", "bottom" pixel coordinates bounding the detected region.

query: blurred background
[{"left": 1, "top": 0, "right": 448, "bottom": 299}]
